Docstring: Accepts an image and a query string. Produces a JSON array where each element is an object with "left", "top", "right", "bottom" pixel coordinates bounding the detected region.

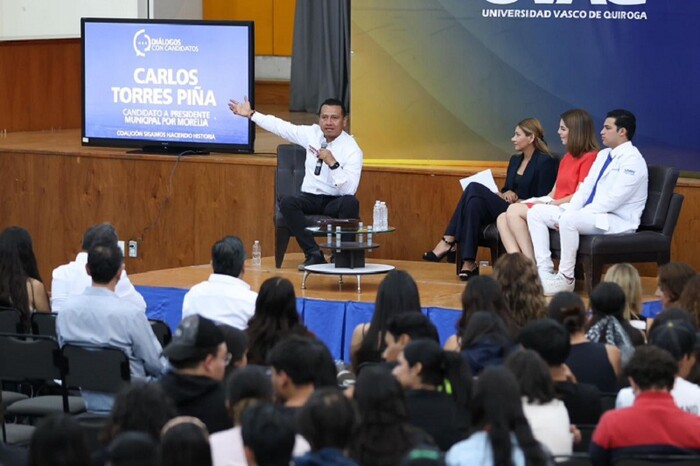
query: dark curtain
[{"left": 289, "top": 0, "right": 351, "bottom": 113}]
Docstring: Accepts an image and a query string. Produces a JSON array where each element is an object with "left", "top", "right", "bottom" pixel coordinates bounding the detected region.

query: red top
[{"left": 553, "top": 151, "right": 597, "bottom": 200}]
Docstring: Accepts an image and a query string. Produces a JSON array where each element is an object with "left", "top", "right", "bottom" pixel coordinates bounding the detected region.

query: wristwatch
[{"left": 329, "top": 161, "right": 340, "bottom": 170}]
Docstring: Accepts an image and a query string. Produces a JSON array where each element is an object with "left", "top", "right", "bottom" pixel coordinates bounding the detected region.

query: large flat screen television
[{"left": 81, "top": 18, "right": 255, "bottom": 154}]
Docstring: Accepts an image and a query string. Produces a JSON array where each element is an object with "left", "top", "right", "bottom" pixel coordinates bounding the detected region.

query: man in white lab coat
[{"left": 527, "top": 109, "right": 648, "bottom": 296}]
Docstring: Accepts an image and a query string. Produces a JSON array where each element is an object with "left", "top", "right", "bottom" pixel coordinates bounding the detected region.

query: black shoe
[
  {"left": 458, "top": 267, "right": 479, "bottom": 282},
  {"left": 298, "top": 253, "right": 326, "bottom": 271}
]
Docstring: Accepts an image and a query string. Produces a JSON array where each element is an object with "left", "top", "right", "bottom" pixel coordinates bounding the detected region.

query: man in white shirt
[
  {"left": 527, "top": 109, "right": 648, "bottom": 295},
  {"left": 51, "top": 223, "right": 147, "bottom": 312},
  {"left": 182, "top": 236, "right": 257, "bottom": 330},
  {"left": 228, "top": 97, "right": 363, "bottom": 270}
]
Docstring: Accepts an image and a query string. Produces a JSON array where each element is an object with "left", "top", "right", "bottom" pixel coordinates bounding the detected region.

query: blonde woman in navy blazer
[{"left": 423, "top": 118, "right": 557, "bottom": 280}]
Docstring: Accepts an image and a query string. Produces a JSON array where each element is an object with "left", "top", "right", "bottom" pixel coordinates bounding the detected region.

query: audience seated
[
  {"left": 182, "top": 236, "right": 257, "bottom": 329},
  {"left": 161, "top": 416, "right": 213, "bottom": 466},
  {"left": 382, "top": 313, "right": 439, "bottom": 363},
  {"left": 218, "top": 324, "right": 249, "bottom": 379},
  {"left": 393, "top": 339, "right": 471, "bottom": 451},
  {"left": 459, "top": 311, "right": 515, "bottom": 376},
  {"left": 0, "top": 226, "right": 50, "bottom": 331},
  {"left": 51, "top": 223, "right": 146, "bottom": 313},
  {"left": 159, "top": 315, "right": 233, "bottom": 434},
  {"left": 210, "top": 365, "right": 309, "bottom": 466},
  {"left": 548, "top": 291, "right": 621, "bottom": 392},
  {"left": 493, "top": 253, "right": 547, "bottom": 330},
  {"left": 349, "top": 365, "right": 431, "bottom": 466},
  {"left": 679, "top": 275, "right": 700, "bottom": 328},
  {"left": 446, "top": 366, "right": 551, "bottom": 466},
  {"left": 505, "top": 349, "right": 573, "bottom": 456},
  {"left": 590, "top": 346, "right": 700, "bottom": 465},
  {"left": 519, "top": 318, "right": 603, "bottom": 425},
  {"left": 28, "top": 414, "right": 90, "bottom": 466},
  {"left": 241, "top": 402, "right": 297, "bottom": 466},
  {"left": 351, "top": 270, "right": 422, "bottom": 371},
  {"left": 616, "top": 317, "right": 700, "bottom": 414},
  {"left": 106, "top": 431, "right": 159, "bottom": 466},
  {"left": 644, "top": 261, "right": 696, "bottom": 320},
  {"left": 56, "top": 242, "right": 165, "bottom": 413},
  {"left": 401, "top": 446, "right": 446, "bottom": 466},
  {"left": 603, "top": 263, "right": 645, "bottom": 328},
  {"left": 295, "top": 387, "right": 360, "bottom": 466},
  {"left": 245, "top": 277, "right": 312, "bottom": 366},
  {"left": 443, "top": 276, "right": 516, "bottom": 351}
]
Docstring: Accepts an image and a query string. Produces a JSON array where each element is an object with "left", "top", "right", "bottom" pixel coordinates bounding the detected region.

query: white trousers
[{"left": 527, "top": 205, "right": 605, "bottom": 279}]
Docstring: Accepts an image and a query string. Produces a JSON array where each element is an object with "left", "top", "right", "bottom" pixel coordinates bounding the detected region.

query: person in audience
[
  {"left": 161, "top": 416, "right": 213, "bottom": 466},
  {"left": 497, "top": 109, "right": 599, "bottom": 261},
  {"left": 349, "top": 365, "right": 431, "bottom": 465},
  {"left": 460, "top": 311, "right": 515, "bottom": 376},
  {"left": 643, "top": 262, "right": 697, "bottom": 321},
  {"left": 51, "top": 222, "right": 146, "bottom": 312},
  {"left": 590, "top": 346, "right": 700, "bottom": 465},
  {"left": 246, "top": 277, "right": 312, "bottom": 365},
  {"left": 159, "top": 315, "right": 232, "bottom": 434},
  {"left": 444, "top": 276, "right": 515, "bottom": 351},
  {"left": 519, "top": 318, "right": 603, "bottom": 425},
  {"left": 616, "top": 318, "right": 700, "bottom": 414},
  {"left": 106, "top": 431, "right": 159, "bottom": 466},
  {"left": 603, "top": 263, "right": 644, "bottom": 323},
  {"left": 423, "top": 118, "right": 557, "bottom": 281},
  {"left": 351, "top": 270, "right": 422, "bottom": 371},
  {"left": 505, "top": 350, "right": 573, "bottom": 456},
  {"left": 382, "top": 313, "right": 439, "bottom": 363},
  {"left": 493, "top": 253, "right": 547, "bottom": 329},
  {"left": 529, "top": 109, "right": 648, "bottom": 295},
  {"left": 548, "top": 291, "right": 621, "bottom": 392},
  {"left": 28, "top": 414, "right": 90, "bottom": 466},
  {"left": 393, "top": 339, "right": 471, "bottom": 451},
  {"left": 210, "top": 365, "right": 309, "bottom": 466},
  {"left": 679, "top": 275, "right": 700, "bottom": 328},
  {"left": 230, "top": 98, "right": 362, "bottom": 271},
  {"left": 241, "top": 402, "right": 297, "bottom": 466},
  {"left": 182, "top": 236, "right": 257, "bottom": 330},
  {"left": 401, "top": 446, "right": 446, "bottom": 466},
  {"left": 0, "top": 226, "right": 50, "bottom": 322},
  {"left": 586, "top": 282, "right": 644, "bottom": 366},
  {"left": 56, "top": 242, "right": 165, "bottom": 413},
  {"left": 295, "top": 387, "right": 360, "bottom": 466},
  {"left": 267, "top": 335, "right": 337, "bottom": 415},
  {"left": 218, "top": 324, "right": 249, "bottom": 379},
  {"left": 651, "top": 307, "right": 700, "bottom": 385},
  {"left": 446, "top": 366, "right": 551, "bottom": 466}
]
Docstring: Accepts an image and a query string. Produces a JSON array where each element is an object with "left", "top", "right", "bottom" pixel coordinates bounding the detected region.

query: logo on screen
[{"left": 133, "top": 29, "right": 151, "bottom": 57}]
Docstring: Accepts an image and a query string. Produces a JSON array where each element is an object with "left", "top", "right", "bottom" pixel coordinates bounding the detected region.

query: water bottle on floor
[{"left": 252, "top": 240, "right": 261, "bottom": 267}]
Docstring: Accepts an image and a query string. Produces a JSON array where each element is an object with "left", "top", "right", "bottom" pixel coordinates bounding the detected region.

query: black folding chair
[
  {"left": 0, "top": 308, "right": 24, "bottom": 334},
  {"left": 613, "top": 454, "right": 700, "bottom": 465},
  {"left": 31, "top": 312, "right": 58, "bottom": 338},
  {"left": 149, "top": 319, "right": 172, "bottom": 347}
]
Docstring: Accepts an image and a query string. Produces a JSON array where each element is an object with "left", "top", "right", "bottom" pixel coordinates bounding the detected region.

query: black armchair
[{"left": 274, "top": 144, "right": 331, "bottom": 268}]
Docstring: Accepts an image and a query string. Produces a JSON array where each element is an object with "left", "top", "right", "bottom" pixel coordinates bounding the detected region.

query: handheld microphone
[{"left": 314, "top": 141, "right": 328, "bottom": 176}]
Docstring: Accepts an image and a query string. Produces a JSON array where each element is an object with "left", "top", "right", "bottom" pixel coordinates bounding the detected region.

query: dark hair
[
  {"left": 107, "top": 431, "right": 159, "bottom": 466},
  {"left": 518, "top": 318, "right": 571, "bottom": 366},
  {"left": 649, "top": 319, "right": 697, "bottom": 361},
  {"left": 387, "top": 313, "right": 439, "bottom": 342},
  {"left": 160, "top": 421, "right": 212, "bottom": 466},
  {"left": 0, "top": 227, "right": 31, "bottom": 323},
  {"left": 606, "top": 109, "right": 637, "bottom": 141},
  {"left": 461, "top": 311, "right": 512, "bottom": 350},
  {"left": 217, "top": 324, "right": 249, "bottom": 377},
  {"left": 241, "top": 403, "right": 296, "bottom": 466},
  {"left": 547, "top": 291, "right": 587, "bottom": 334},
  {"left": 298, "top": 387, "right": 359, "bottom": 451},
  {"left": 457, "top": 276, "right": 513, "bottom": 337},
  {"left": 349, "top": 365, "right": 417, "bottom": 466},
  {"left": 211, "top": 236, "right": 245, "bottom": 277},
  {"left": 560, "top": 108, "right": 600, "bottom": 158},
  {"left": 587, "top": 282, "right": 640, "bottom": 343},
  {"left": 247, "top": 277, "right": 309, "bottom": 365},
  {"left": 650, "top": 307, "right": 695, "bottom": 333},
  {"left": 28, "top": 414, "right": 90, "bottom": 466},
  {"left": 318, "top": 98, "right": 347, "bottom": 117},
  {"left": 101, "top": 382, "right": 177, "bottom": 445},
  {"left": 82, "top": 222, "right": 119, "bottom": 250},
  {"left": 505, "top": 350, "right": 556, "bottom": 404},
  {"left": 267, "top": 335, "right": 336, "bottom": 387},
  {"left": 470, "top": 367, "right": 549, "bottom": 466},
  {"left": 355, "top": 270, "right": 422, "bottom": 369},
  {"left": 3, "top": 226, "right": 42, "bottom": 282},
  {"left": 403, "top": 339, "right": 472, "bottom": 411},
  {"left": 678, "top": 276, "right": 700, "bottom": 328},
  {"left": 225, "top": 365, "right": 274, "bottom": 424},
  {"left": 625, "top": 345, "right": 677, "bottom": 391},
  {"left": 658, "top": 262, "right": 696, "bottom": 307},
  {"left": 87, "top": 243, "right": 124, "bottom": 284}
]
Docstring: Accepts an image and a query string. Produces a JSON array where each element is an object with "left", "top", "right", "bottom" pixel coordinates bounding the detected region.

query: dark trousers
[
  {"left": 280, "top": 192, "right": 360, "bottom": 256},
  {"left": 445, "top": 183, "right": 509, "bottom": 261}
]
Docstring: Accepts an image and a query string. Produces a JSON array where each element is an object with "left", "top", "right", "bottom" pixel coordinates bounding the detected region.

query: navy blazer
[{"left": 502, "top": 151, "right": 557, "bottom": 200}]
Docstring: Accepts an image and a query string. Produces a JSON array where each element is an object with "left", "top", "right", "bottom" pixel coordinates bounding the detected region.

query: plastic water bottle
[
  {"left": 373, "top": 200, "right": 382, "bottom": 230},
  {"left": 252, "top": 240, "right": 261, "bottom": 267},
  {"left": 367, "top": 225, "right": 373, "bottom": 247},
  {"left": 358, "top": 221, "right": 364, "bottom": 244},
  {"left": 326, "top": 224, "right": 333, "bottom": 246},
  {"left": 335, "top": 226, "right": 341, "bottom": 253},
  {"left": 380, "top": 201, "right": 388, "bottom": 230}
]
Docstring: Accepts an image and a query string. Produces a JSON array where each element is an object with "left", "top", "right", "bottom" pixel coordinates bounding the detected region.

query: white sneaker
[
  {"left": 538, "top": 269, "right": 557, "bottom": 282},
  {"left": 543, "top": 274, "right": 575, "bottom": 296}
]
